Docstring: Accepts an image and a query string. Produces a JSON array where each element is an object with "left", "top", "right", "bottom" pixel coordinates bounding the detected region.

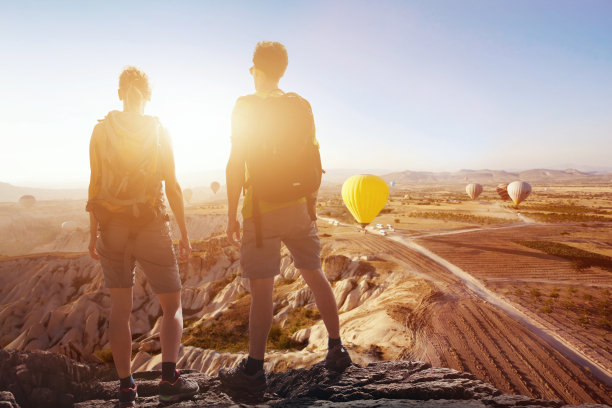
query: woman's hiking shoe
[
  {"left": 158, "top": 371, "right": 199, "bottom": 403},
  {"left": 117, "top": 384, "right": 137, "bottom": 407},
  {"left": 218, "top": 359, "right": 267, "bottom": 395},
  {"left": 325, "top": 344, "right": 352, "bottom": 372}
]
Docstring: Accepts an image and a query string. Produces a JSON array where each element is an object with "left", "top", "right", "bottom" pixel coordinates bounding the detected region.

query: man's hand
[
  {"left": 178, "top": 237, "right": 191, "bottom": 263},
  {"left": 227, "top": 218, "right": 241, "bottom": 247},
  {"left": 88, "top": 235, "right": 99, "bottom": 260}
]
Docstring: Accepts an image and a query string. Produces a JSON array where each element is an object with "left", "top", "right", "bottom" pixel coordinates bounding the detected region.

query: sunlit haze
[{"left": 1, "top": 0, "right": 611, "bottom": 188}]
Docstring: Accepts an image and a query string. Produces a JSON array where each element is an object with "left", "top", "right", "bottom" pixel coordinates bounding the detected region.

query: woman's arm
[{"left": 161, "top": 131, "right": 191, "bottom": 263}]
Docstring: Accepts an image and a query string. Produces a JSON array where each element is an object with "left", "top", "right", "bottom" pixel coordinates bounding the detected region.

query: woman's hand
[
  {"left": 178, "top": 237, "right": 191, "bottom": 263},
  {"left": 226, "top": 218, "right": 241, "bottom": 247},
  {"left": 88, "top": 235, "right": 99, "bottom": 260}
]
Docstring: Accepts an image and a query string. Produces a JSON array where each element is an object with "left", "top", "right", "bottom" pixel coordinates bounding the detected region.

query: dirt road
[{"left": 342, "top": 231, "right": 612, "bottom": 405}]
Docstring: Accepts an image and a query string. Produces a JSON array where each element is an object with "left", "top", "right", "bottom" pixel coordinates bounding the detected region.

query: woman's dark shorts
[
  {"left": 96, "top": 217, "right": 181, "bottom": 294},
  {"left": 241, "top": 202, "right": 321, "bottom": 279}
]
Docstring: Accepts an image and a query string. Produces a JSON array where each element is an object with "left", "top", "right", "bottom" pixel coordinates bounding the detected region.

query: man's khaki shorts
[
  {"left": 240, "top": 202, "right": 321, "bottom": 279},
  {"left": 96, "top": 217, "right": 182, "bottom": 294}
]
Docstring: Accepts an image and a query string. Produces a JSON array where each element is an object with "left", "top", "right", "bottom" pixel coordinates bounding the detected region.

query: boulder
[{"left": 323, "top": 255, "right": 351, "bottom": 281}]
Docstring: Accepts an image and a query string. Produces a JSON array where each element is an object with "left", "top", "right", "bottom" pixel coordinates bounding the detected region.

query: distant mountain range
[
  {"left": 378, "top": 168, "right": 612, "bottom": 185},
  {"left": 2, "top": 168, "right": 611, "bottom": 202}
]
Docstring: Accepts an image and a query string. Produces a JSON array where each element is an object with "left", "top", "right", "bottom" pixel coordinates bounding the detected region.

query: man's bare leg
[
  {"left": 299, "top": 268, "right": 340, "bottom": 339},
  {"left": 248, "top": 276, "right": 275, "bottom": 360},
  {"left": 109, "top": 287, "right": 133, "bottom": 379},
  {"left": 157, "top": 290, "right": 183, "bottom": 363}
]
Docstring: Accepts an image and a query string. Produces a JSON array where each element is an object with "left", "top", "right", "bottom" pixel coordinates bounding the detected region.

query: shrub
[
  {"left": 515, "top": 241, "right": 612, "bottom": 272},
  {"left": 530, "top": 288, "right": 542, "bottom": 298},
  {"left": 540, "top": 305, "right": 553, "bottom": 314},
  {"left": 598, "top": 317, "right": 611, "bottom": 330},
  {"left": 94, "top": 347, "right": 114, "bottom": 364}
]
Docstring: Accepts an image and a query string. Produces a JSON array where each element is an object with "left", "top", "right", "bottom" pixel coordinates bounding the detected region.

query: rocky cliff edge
[{"left": 0, "top": 350, "right": 608, "bottom": 408}]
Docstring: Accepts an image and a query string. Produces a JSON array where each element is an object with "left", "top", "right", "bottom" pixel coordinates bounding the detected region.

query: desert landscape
[{"left": 1, "top": 169, "right": 611, "bottom": 406}]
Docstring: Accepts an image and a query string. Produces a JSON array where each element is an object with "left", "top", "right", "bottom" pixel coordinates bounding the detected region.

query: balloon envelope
[
  {"left": 465, "top": 183, "right": 483, "bottom": 200},
  {"left": 390, "top": 180, "right": 396, "bottom": 187},
  {"left": 342, "top": 175, "right": 389, "bottom": 227},
  {"left": 507, "top": 181, "right": 531, "bottom": 205},
  {"left": 210, "top": 181, "right": 220, "bottom": 194},
  {"left": 61, "top": 221, "right": 79, "bottom": 232},
  {"left": 496, "top": 183, "right": 510, "bottom": 201},
  {"left": 183, "top": 188, "right": 193, "bottom": 203},
  {"left": 18, "top": 195, "right": 36, "bottom": 207}
]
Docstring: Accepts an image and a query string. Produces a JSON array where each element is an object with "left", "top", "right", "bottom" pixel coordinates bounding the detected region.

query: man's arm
[
  {"left": 162, "top": 132, "right": 191, "bottom": 262},
  {"left": 226, "top": 98, "right": 248, "bottom": 247},
  {"left": 87, "top": 125, "right": 101, "bottom": 260},
  {"left": 226, "top": 143, "right": 245, "bottom": 247}
]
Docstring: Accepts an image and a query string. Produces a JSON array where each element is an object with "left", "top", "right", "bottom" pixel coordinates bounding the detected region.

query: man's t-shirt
[{"left": 231, "top": 90, "right": 318, "bottom": 220}]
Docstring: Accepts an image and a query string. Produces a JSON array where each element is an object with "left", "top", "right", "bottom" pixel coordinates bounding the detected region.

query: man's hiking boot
[
  {"left": 325, "top": 344, "right": 352, "bottom": 372},
  {"left": 117, "top": 384, "right": 137, "bottom": 407},
  {"left": 218, "top": 358, "right": 267, "bottom": 395},
  {"left": 158, "top": 371, "right": 199, "bottom": 403}
]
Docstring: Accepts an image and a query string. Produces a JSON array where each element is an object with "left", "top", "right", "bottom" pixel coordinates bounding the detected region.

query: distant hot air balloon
[
  {"left": 507, "top": 181, "right": 531, "bottom": 205},
  {"left": 183, "top": 188, "right": 193, "bottom": 203},
  {"left": 210, "top": 181, "right": 220, "bottom": 194},
  {"left": 61, "top": 221, "right": 79, "bottom": 232},
  {"left": 390, "top": 180, "right": 396, "bottom": 187},
  {"left": 18, "top": 195, "right": 36, "bottom": 208},
  {"left": 342, "top": 175, "right": 389, "bottom": 228},
  {"left": 404, "top": 194, "right": 411, "bottom": 200},
  {"left": 465, "top": 183, "right": 483, "bottom": 200},
  {"left": 496, "top": 183, "right": 510, "bottom": 201}
]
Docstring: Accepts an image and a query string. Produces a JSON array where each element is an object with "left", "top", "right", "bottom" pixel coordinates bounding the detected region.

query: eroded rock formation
[{"left": 1, "top": 350, "right": 606, "bottom": 408}]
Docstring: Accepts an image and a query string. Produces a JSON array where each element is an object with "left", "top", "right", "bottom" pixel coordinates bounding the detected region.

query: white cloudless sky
[{"left": 1, "top": 0, "right": 611, "bottom": 187}]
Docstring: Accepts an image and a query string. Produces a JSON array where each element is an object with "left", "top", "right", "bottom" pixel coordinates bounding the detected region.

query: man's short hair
[
  {"left": 252, "top": 41, "right": 288, "bottom": 81},
  {"left": 119, "top": 66, "right": 152, "bottom": 101}
]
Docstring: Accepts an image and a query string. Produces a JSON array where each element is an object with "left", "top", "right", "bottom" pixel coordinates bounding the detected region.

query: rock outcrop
[{"left": 1, "top": 350, "right": 607, "bottom": 408}]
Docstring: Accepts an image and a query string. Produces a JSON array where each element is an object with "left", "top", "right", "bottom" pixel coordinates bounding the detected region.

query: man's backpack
[
  {"left": 87, "top": 115, "right": 164, "bottom": 227},
  {"left": 242, "top": 92, "right": 324, "bottom": 246}
]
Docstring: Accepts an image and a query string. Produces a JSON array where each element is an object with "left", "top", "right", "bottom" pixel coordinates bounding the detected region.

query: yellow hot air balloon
[
  {"left": 210, "top": 181, "right": 220, "bottom": 194},
  {"left": 341, "top": 175, "right": 389, "bottom": 228}
]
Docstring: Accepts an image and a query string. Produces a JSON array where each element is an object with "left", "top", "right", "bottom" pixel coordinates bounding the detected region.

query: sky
[{"left": 1, "top": 0, "right": 611, "bottom": 188}]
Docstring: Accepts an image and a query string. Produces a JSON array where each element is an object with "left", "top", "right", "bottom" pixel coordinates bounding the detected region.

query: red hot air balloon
[{"left": 496, "top": 183, "right": 510, "bottom": 201}]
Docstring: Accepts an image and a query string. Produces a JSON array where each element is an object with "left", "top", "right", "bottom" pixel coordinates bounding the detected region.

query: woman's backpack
[{"left": 88, "top": 115, "right": 164, "bottom": 227}]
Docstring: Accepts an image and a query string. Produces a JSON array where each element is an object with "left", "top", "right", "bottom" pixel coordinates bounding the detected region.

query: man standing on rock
[
  {"left": 87, "top": 66, "right": 199, "bottom": 407},
  {"left": 221, "top": 41, "right": 352, "bottom": 394}
]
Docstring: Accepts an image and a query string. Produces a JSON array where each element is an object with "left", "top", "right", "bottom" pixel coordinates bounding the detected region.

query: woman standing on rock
[{"left": 86, "top": 66, "right": 199, "bottom": 407}]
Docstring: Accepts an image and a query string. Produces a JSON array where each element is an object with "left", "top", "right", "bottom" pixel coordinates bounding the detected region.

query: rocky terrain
[
  {"left": 0, "top": 232, "right": 414, "bottom": 376},
  {"left": 1, "top": 349, "right": 609, "bottom": 408},
  {"left": 2, "top": 193, "right": 612, "bottom": 405}
]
